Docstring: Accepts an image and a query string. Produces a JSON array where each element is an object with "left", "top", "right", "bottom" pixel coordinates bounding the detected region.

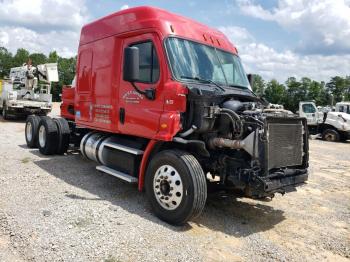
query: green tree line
[
  {"left": 253, "top": 75, "right": 350, "bottom": 112},
  {"left": 0, "top": 47, "right": 76, "bottom": 101},
  {"left": 1, "top": 47, "right": 349, "bottom": 110}
]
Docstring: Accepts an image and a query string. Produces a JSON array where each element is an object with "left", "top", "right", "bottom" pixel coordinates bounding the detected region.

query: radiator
[{"left": 266, "top": 119, "right": 304, "bottom": 170}]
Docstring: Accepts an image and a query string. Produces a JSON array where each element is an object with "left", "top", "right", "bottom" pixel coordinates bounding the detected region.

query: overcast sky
[{"left": 0, "top": 0, "right": 349, "bottom": 82}]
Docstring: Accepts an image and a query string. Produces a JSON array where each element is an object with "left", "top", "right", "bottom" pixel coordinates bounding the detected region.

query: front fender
[{"left": 153, "top": 112, "right": 181, "bottom": 141}]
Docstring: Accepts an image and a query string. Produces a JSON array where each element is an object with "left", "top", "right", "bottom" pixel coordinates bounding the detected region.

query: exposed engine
[{"left": 179, "top": 85, "right": 309, "bottom": 198}]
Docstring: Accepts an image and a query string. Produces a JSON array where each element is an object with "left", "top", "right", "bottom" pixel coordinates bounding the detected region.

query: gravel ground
[{"left": 0, "top": 104, "right": 349, "bottom": 262}]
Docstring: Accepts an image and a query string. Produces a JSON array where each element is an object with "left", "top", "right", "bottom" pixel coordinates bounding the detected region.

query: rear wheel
[
  {"left": 25, "top": 115, "right": 41, "bottom": 148},
  {"left": 38, "top": 116, "right": 59, "bottom": 155},
  {"left": 145, "top": 150, "right": 207, "bottom": 225},
  {"left": 53, "top": 117, "right": 70, "bottom": 154}
]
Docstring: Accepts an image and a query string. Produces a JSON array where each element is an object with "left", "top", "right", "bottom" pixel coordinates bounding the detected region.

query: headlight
[{"left": 345, "top": 122, "right": 350, "bottom": 130}]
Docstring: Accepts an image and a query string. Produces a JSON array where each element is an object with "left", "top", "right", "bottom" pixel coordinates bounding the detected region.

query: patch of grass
[
  {"left": 21, "top": 157, "right": 31, "bottom": 164},
  {"left": 104, "top": 256, "right": 121, "bottom": 262}
]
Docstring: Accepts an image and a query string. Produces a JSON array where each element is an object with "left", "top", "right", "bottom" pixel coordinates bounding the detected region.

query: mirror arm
[{"left": 131, "top": 82, "right": 156, "bottom": 100}]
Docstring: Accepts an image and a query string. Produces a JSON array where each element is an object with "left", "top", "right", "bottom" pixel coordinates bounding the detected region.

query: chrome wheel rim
[
  {"left": 26, "top": 122, "right": 33, "bottom": 142},
  {"left": 153, "top": 165, "right": 183, "bottom": 210},
  {"left": 38, "top": 125, "right": 46, "bottom": 148}
]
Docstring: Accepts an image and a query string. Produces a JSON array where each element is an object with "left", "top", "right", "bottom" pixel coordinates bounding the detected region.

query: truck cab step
[{"left": 96, "top": 165, "right": 138, "bottom": 183}]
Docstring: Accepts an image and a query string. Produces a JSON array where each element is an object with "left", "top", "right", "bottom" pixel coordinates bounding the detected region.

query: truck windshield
[{"left": 165, "top": 37, "right": 250, "bottom": 89}]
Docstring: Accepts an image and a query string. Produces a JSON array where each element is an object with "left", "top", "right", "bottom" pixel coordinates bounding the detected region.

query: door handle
[{"left": 119, "top": 108, "right": 125, "bottom": 124}]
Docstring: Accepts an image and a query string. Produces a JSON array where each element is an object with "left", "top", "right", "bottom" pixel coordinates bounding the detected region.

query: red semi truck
[{"left": 24, "top": 6, "right": 309, "bottom": 225}]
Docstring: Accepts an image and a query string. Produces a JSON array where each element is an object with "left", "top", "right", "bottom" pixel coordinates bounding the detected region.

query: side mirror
[
  {"left": 247, "top": 74, "right": 254, "bottom": 88},
  {"left": 123, "top": 47, "right": 139, "bottom": 82}
]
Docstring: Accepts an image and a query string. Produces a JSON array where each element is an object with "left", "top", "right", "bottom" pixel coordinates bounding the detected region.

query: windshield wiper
[
  {"left": 228, "top": 84, "right": 248, "bottom": 89},
  {"left": 180, "top": 76, "right": 225, "bottom": 92}
]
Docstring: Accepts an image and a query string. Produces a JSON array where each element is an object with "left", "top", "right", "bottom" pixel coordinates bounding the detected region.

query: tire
[
  {"left": 2, "top": 104, "right": 9, "bottom": 120},
  {"left": 322, "top": 129, "right": 340, "bottom": 142},
  {"left": 339, "top": 133, "right": 349, "bottom": 142},
  {"left": 145, "top": 150, "right": 207, "bottom": 225},
  {"left": 37, "top": 116, "right": 59, "bottom": 155},
  {"left": 53, "top": 118, "right": 70, "bottom": 154},
  {"left": 25, "top": 115, "right": 41, "bottom": 148}
]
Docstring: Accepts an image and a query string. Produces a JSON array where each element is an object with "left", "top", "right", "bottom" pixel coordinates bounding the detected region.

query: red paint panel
[
  {"left": 138, "top": 139, "right": 157, "bottom": 191},
  {"left": 60, "top": 86, "right": 75, "bottom": 120},
  {"left": 80, "top": 6, "right": 237, "bottom": 54}
]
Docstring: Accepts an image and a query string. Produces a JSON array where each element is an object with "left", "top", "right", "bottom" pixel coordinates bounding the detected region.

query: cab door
[
  {"left": 299, "top": 102, "right": 318, "bottom": 126},
  {"left": 75, "top": 49, "right": 93, "bottom": 123},
  {"left": 118, "top": 33, "right": 164, "bottom": 138}
]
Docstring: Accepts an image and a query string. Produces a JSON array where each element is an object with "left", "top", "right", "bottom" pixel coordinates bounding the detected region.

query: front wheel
[
  {"left": 322, "top": 129, "right": 340, "bottom": 142},
  {"left": 145, "top": 150, "right": 207, "bottom": 225}
]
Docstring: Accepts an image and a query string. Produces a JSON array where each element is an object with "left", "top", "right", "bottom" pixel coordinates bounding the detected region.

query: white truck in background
[
  {"left": 335, "top": 102, "right": 350, "bottom": 114},
  {"left": 0, "top": 63, "right": 58, "bottom": 119},
  {"left": 299, "top": 101, "right": 350, "bottom": 142}
]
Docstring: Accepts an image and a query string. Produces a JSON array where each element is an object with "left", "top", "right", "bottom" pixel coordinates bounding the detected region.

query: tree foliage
[
  {"left": 0, "top": 46, "right": 349, "bottom": 107},
  {"left": 326, "top": 76, "right": 350, "bottom": 103},
  {"left": 264, "top": 79, "right": 286, "bottom": 105},
  {"left": 252, "top": 74, "right": 265, "bottom": 97},
  {"left": 13, "top": 48, "right": 30, "bottom": 67},
  {"left": 0, "top": 47, "right": 13, "bottom": 77}
]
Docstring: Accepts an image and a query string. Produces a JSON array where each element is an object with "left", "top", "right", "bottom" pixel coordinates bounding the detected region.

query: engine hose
[
  {"left": 220, "top": 108, "right": 244, "bottom": 138},
  {"left": 178, "top": 125, "right": 197, "bottom": 137},
  {"left": 220, "top": 108, "right": 240, "bottom": 120},
  {"left": 220, "top": 112, "right": 236, "bottom": 134}
]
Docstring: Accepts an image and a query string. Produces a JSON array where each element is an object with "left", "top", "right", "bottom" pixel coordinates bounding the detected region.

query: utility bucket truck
[
  {"left": 24, "top": 6, "right": 309, "bottom": 225},
  {"left": 299, "top": 101, "right": 350, "bottom": 142},
  {"left": 0, "top": 63, "right": 58, "bottom": 119}
]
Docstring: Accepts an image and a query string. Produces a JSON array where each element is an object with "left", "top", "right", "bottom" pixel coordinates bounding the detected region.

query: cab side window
[
  {"left": 131, "top": 41, "right": 159, "bottom": 83},
  {"left": 302, "top": 104, "right": 316, "bottom": 113}
]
